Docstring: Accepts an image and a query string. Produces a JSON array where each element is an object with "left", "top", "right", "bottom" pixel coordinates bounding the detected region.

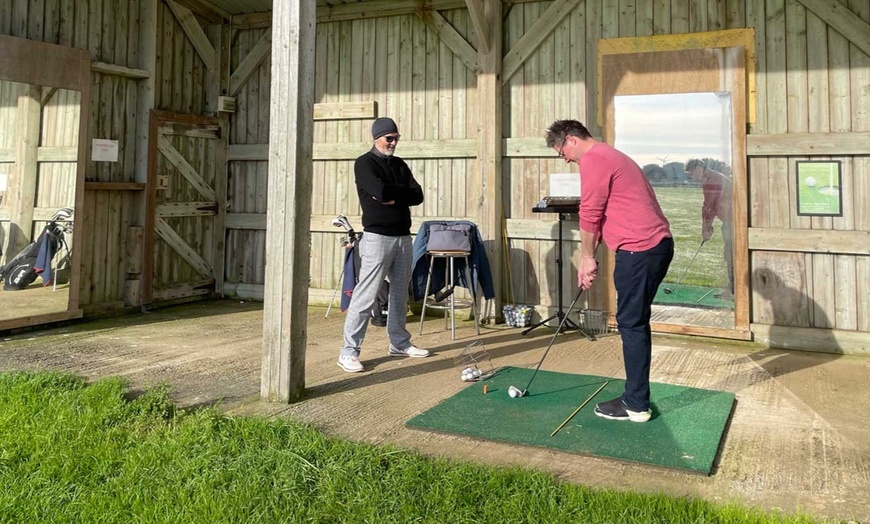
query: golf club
[
  {"left": 663, "top": 238, "right": 707, "bottom": 294},
  {"left": 508, "top": 285, "right": 587, "bottom": 398}
]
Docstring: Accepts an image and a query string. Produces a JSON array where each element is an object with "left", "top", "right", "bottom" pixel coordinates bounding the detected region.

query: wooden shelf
[{"left": 84, "top": 182, "right": 146, "bottom": 191}]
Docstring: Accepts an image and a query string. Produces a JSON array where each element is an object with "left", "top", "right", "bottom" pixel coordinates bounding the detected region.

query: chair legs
[
  {"left": 419, "top": 253, "right": 480, "bottom": 340},
  {"left": 419, "top": 255, "right": 436, "bottom": 335}
]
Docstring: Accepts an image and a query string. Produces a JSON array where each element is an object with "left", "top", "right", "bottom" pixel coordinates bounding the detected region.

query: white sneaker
[
  {"left": 388, "top": 344, "right": 430, "bottom": 358},
  {"left": 337, "top": 355, "right": 364, "bottom": 372}
]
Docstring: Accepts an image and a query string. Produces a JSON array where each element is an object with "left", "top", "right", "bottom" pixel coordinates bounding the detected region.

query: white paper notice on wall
[
  {"left": 548, "top": 173, "right": 581, "bottom": 197},
  {"left": 92, "top": 139, "right": 119, "bottom": 162},
  {"left": 0, "top": 173, "right": 8, "bottom": 192}
]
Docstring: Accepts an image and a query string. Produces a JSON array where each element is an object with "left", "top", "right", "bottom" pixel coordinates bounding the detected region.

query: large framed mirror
[
  {"left": 0, "top": 35, "right": 90, "bottom": 330},
  {"left": 598, "top": 34, "right": 751, "bottom": 339},
  {"left": 615, "top": 92, "right": 736, "bottom": 331}
]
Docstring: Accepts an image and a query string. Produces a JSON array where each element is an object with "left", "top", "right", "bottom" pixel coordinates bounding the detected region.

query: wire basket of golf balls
[
  {"left": 453, "top": 340, "right": 497, "bottom": 382},
  {"left": 502, "top": 304, "right": 533, "bottom": 328},
  {"left": 580, "top": 309, "right": 611, "bottom": 336}
]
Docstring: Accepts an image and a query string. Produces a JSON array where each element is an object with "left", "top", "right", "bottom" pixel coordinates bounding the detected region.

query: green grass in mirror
[{"left": 654, "top": 186, "right": 731, "bottom": 289}]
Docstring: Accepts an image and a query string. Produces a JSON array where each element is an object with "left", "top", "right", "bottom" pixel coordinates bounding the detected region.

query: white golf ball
[
  {"left": 508, "top": 388, "right": 519, "bottom": 398},
  {"left": 473, "top": 369, "right": 481, "bottom": 377},
  {"left": 805, "top": 176, "right": 816, "bottom": 187}
]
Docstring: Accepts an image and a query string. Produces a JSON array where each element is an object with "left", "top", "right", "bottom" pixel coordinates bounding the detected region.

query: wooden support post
[
  {"left": 475, "top": 0, "right": 503, "bottom": 320},
  {"left": 8, "top": 84, "right": 41, "bottom": 255},
  {"left": 208, "top": 22, "right": 231, "bottom": 298},
  {"left": 132, "top": 0, "right": 158, "bottom": 308},
  {"left": 262, "top": 0, "right": 316, "bottom": 403}
]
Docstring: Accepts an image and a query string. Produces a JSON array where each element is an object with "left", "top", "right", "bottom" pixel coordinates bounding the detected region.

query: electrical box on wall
[{"left": 217, "top": 96, "right": 236, "bottom": 113}]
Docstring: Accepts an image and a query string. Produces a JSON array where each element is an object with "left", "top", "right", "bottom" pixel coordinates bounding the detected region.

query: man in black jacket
[{"left": 338, "top": 117, "right": 429, "bottom": 373}]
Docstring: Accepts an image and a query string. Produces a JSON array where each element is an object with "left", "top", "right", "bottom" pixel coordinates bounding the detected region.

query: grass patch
[
  {"left": 0, "top": 371, "right": 832, "bottom": 523},
  {"left": 653, "top": 186, "right": 729, "bottom": 289}
]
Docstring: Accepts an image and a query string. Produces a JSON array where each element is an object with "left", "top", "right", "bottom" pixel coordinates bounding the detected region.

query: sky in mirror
[{"left": 614, "top": 92, "right": 732, "bottom": 168}]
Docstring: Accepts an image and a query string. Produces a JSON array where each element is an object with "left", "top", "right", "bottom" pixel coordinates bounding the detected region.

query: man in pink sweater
[{"left": 545, "top": 120, "right": 674, "bottom": 423}]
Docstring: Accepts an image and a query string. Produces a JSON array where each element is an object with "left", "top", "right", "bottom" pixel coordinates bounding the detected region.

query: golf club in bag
[
  {"left": 324, "top": 215, "right": 389, "bottom": 326},
  {"left": 508, "top": 285, "right": 589, "bottom": 398},
  {"left": 663, "top": 238, "right": 707, "bottom": 295}
]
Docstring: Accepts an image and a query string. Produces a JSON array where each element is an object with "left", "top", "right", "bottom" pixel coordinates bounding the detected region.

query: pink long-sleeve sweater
[{"left": 578, "top": 142, "right": 671, "bottom": 252}]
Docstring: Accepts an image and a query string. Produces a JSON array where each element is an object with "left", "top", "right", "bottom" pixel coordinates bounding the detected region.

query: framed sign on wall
[{"left": 796, "top": 160, "right": 843, "bottom": 217}]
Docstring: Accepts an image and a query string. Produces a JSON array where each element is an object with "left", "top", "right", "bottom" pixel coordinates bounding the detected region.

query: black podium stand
[{"left": 523, "top": 205, "right": 595, "bottom": 341}]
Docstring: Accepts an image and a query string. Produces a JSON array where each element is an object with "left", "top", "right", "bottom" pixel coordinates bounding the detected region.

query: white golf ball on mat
[{"left": 508, "top": 387, "right": 520, "bottom": 398}]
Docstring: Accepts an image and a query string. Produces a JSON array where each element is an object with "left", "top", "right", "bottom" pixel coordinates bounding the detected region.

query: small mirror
[
  {"left": 0, "top": 82, "right": 79, "bottom": 321},
  {"left": 615, "top": 92, "right": 735, "bottom": 330},
  {"left": 0, "top": 35, "right": 89, "bottom": 329}
]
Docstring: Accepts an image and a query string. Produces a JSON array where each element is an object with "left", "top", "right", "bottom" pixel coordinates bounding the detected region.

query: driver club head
[{"left": 508, "top": 385, "right": 526, "bottom": 398}]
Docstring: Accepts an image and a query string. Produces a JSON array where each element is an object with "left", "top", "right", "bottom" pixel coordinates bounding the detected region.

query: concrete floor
[{"left": 1, "top": 299, "right": 868, "bottom": 522}]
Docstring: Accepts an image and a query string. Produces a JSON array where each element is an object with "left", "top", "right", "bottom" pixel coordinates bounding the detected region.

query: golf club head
[
  {"left": 332, "top": 214, "right": 354, "bottom": 232},
  {"left": 508, "top": 385, "right": 526, "bottom": 398}
]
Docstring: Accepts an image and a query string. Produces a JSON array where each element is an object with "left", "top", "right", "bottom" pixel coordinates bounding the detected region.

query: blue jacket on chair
[{"left": 411, "top": 220, "right": 495, "bottom": 301}]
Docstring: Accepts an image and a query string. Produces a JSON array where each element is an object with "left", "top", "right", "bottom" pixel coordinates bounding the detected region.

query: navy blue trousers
[{"left": 613, "top": 237, "right": 674, "bottom": 411}]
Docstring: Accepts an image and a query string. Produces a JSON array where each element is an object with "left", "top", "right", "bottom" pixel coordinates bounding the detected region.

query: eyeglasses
[
  {"left": 383, "top": 135, "right": 401, "bottom": 143},
  {"left": 557, "top": 139, "right": 567, "bottom": 159}
]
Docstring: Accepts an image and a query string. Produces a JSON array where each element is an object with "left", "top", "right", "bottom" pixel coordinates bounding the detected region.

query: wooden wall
[
  {"left": 2, "top": 0, "right": 868, "bottom": 349},
  {"left": 225, "top": 26, "right": 270, "bottom": 289},
  {"left": 0, "top": 0, "right": 216, "bottom": 310},
  {"left": 224, "top": 12, "right": 480, "bottom": 300},
  {"left": 222, "top": 1, "right": 870, "bottom": 350}
]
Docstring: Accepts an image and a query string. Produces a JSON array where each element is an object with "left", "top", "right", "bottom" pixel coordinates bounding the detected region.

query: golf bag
[
  {"left": 0, "top": 207, "right": 73, "bottom": 291},
  {"left": 325, "top": 215, "right": 390, "bottom": 326}
]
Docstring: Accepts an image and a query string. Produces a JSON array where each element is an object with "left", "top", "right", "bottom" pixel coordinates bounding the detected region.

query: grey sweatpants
[{"left": 340, "top": 232, "right": 413, "bottom": 357}]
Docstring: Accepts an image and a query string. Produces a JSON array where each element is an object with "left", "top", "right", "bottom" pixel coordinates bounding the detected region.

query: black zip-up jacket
[{"left": 354, "top": 149, "right": 424, "bottom": 236}]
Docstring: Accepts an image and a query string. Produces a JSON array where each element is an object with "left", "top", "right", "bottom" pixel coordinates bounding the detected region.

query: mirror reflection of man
[{"left": 685, "top": 159, "right": 733, "bottom": 299}]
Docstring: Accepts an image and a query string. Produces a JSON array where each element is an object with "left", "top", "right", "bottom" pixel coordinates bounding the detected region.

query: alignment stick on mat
[{"left": 550, "top": 380, "right": 610, "bottom": 437}]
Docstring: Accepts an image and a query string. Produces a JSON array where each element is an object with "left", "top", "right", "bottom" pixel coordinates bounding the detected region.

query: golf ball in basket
[{"left": 805, "top": 176, "right": 816, "bottom": 187}]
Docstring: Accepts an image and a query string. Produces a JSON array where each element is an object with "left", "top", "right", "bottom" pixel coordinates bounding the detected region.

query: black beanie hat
[{"left": 372, "top": 117, "right": 398, "bottom": 139}]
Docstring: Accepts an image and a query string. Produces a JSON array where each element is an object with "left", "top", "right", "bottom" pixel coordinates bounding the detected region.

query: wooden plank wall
[
  {"left": 226, "top": 26, "right": 270, "bottom": 288},
  {"left": 222, "top": 0, "right": 869, "bottom": 345},
  {"left": 501, "top": 0, "right": 870, "bottom": 340},
  {"left": 0, "top": 0, "right": 213, "bottom": 311},
  {"left": 747, "top": 0, "right": 870, "bottom": 336},
  {"left": 152, "top": 2, "right": 213, "bottom": 298},
  {"left": 225, "top": 12, "right": 479, "bottom": 298},
  {"left": 4, "top": 0, "right": 866, "bottom": 344}
]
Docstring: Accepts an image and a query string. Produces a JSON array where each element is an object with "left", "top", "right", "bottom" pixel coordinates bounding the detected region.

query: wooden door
[
  {"left": 598, "top": 36, "right": 751, "bottom": 340},
  {"left": 144, "top": 111, "right": 225, "bottom": 303}
]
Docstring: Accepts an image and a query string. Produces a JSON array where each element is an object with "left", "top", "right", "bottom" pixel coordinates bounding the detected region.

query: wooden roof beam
[
  {"left": 171, "top": 0, "right": 231, "bottom": 23},
  {"left": 795, "top": 0, "right": 870, "bottom": 58},
  {"left": 502, "top": 0, "right": 583, "bottom": 84},
  {"left": 317, "top": 0, "right": 467, "bottom": 23},
  {"left": 417, "top": 10, "right": 479, "bottom": 71},
  {"left": 465, "top": 0, "right": 491, "bottom": 54},
  {"left": 229, "top": 28, "right": 272, "bottom": 95},
  {"left": 166, "top": 0, "right": 218, "bottom": 70}
]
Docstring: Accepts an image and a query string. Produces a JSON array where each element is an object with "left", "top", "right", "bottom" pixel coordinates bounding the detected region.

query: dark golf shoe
[{"left": 594, "top": 396, "right": 652, "bottom": 423}]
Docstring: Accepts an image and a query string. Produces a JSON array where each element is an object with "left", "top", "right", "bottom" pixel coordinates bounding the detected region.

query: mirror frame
[{"left": 0, "top": 35, "right": 90, "bottom": 330}]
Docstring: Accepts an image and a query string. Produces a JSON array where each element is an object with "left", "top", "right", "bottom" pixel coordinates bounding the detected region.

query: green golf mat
[
  {"left": 406, "top": 367, "right": 734, "bottom": 475},
  {"left": 654, "top": 282, "right": 733, "bottom": 309}
]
